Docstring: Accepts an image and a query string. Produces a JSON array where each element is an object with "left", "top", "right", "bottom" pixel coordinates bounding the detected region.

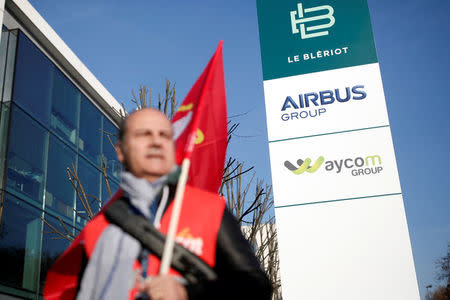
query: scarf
[{"left": 76, "top": 168, "right": 179, "bottom": 300}]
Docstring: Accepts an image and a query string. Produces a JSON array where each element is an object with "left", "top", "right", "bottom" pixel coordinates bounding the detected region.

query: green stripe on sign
[
  {"left": 268, "top": 125, "right": 391, "bottom": 143},
  {"left": 274, "top": 193, "right": 403, "bottom": 209},
  {"left": 257, "top": 0, "right": 378, "bottom": 80}
]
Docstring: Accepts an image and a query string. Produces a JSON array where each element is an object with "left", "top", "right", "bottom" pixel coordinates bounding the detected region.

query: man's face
[{"left": 117, "top": 109, "right": 176, "bottom": 182}]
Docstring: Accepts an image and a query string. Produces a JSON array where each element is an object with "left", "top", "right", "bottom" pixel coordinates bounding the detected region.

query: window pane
[
  {"left": 77, "top": 158, "right": 101, "bottom": 223},
  {"left": 101, "top": 178, "right": 119, "bottom": 205},
  {"left": 40, "top": 213, "right": 76, "bottom": 292},
  {"left": 45, "top": 135, "right": 76, "bottom": 220},
  {"left": 6, "top": 105, "right": 47, "bottom": 203},
  {"left": 0, "top": 194, "right": 42, "bottom": 292},
  {"left": 79, "top": 96, "right": 102, "bottom": 164},
  {"left": 102, "top": 118, "right": 121, "bottom": 180},
  {"left": 13, "top": 32, "right": 52, "bottom": 125},
  {"left": 50, "top": 68, "right": 80, "bottom": 146}
]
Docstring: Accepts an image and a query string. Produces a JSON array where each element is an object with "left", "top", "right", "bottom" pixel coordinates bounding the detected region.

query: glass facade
[
  {"left": 5, "top": 105, "right": 47, "bottom": 205},
  {"left": 0, "top": 28, "right": 121, "bottom": 299},
  {"left": 0, "top": 194, "right": 42, "bottom": 293}
]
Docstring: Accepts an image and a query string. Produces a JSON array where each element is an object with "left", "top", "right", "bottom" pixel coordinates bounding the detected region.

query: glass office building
[{"left": 0, "top": 1, "right": 123, "bottom": 298}]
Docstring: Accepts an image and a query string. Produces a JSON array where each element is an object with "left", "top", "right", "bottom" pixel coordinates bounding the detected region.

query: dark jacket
[{"left": 44, "top": 183, "right": 272, "bottom": 299}]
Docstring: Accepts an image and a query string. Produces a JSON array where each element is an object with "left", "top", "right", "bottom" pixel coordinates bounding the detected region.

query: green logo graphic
[
  {"left": 256, "top": 0, "right": 378, "bottom": 80},
  {"left": 290, "top": 3, "right": 335, "bottom": 39},
  {"left": 284, "top": 154, "right": 384, "bottom": 176},
  {"left": 284, "top": 156, "right": 325, "bottom": 174}
]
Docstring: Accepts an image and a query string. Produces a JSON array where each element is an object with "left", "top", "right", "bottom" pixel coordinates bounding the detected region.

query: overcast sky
[{"left": 30, "top": 0, "right": 450, "bottom": 298}]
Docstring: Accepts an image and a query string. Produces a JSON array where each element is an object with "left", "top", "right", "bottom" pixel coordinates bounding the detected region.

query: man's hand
[{"left": 139, "top": 275, "right": 188, "bottom": 300}]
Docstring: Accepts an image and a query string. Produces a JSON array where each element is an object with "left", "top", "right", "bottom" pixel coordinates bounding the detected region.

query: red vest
[{"left": 44, "top": 186, "right": 226, "bottom": 300}]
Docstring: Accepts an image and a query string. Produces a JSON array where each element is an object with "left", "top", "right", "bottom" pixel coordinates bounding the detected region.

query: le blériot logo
[
  {"left": 284, "top": 155, "right": 383, "bottom": 176},
  {"left": 290, "top": 2, "right": 335, "bottom": 39}
]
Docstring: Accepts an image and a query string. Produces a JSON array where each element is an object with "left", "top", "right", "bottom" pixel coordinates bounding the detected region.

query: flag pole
[
  {"left": 159, "top": 157, "right": 191, "bottom": 274},
  {"left": 159, "top": 41, "right": 224, "bottom": 275}
]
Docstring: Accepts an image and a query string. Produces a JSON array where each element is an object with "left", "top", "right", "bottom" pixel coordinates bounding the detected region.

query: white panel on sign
[
  {"left": 263, "top": 63, "right": 390, "bottom": 142},
  {"left": 275, "top": 194, "right": 419, "bottom": 300},
  {"left": 257, "top": 0, "right": 420, "bottom": 298},
  {"left": 269, "top": 126, "right": 401, "bottom": 207}
]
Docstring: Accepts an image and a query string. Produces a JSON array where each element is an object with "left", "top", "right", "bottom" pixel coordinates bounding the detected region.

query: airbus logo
[
  {"left": 290, "top": 2, "right": 335, "bottom": 39},
  {"left": 280, "top": 85, "right": 367, "bottom": 122}
]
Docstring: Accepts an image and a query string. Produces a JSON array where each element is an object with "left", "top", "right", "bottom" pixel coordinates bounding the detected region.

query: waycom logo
[
  {"left": 284, "top": 154, "right": 384, "bottom": 176},
  {"left": 284, "top": 156, "right": 325, "bottom": 174},
  {"left": 290, "top": 3, "right": 335, "bottom": 39}
]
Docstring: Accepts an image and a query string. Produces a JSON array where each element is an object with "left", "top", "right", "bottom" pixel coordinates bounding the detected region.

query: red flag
[{"left": 172, "top": 41, "right": 227, "bottom": 193}]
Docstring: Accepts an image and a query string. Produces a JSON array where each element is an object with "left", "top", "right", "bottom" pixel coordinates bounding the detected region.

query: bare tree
[
  {"left": 130, "top": 80, "right": 177, "bottom": 119},
  {"left": 431, "top": 243, "right": 450, "bottom": 300},
  {"left": 221, "top": 161, "right": 281, "bottom": 299},
  {"left": 428, "top": 285, "right": 449, "bottom": 300},
  {"left": 42, "top": 155, "right": 112, "bottom": 241},
  {"left": 436, "top": 243, "right": 450, "bottom": 286}
]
